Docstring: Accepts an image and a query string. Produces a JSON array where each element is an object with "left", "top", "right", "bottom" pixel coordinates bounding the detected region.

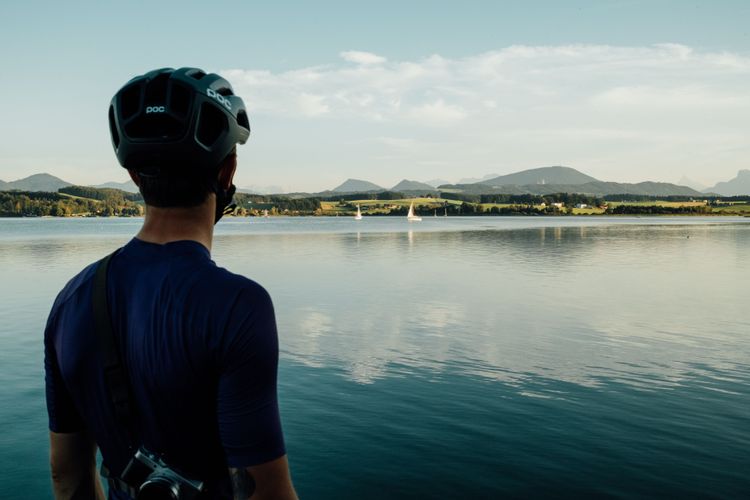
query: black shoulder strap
[{"left": 93, "top": 252, "right": 135, "bottom": 445}]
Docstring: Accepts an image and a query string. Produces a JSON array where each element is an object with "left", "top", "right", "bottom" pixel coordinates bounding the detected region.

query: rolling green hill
[
  {"left": 332, "top": 178, "right": 384, "bottom": 193},
  {"left": 391, "top": 179, "right": 438, "bottom": 192},
  {"left": 0, "top": 173, "right": 72, "bottom": 192},
  {"left": 479, "top": 166, "right": 599, "bottom": 186}
]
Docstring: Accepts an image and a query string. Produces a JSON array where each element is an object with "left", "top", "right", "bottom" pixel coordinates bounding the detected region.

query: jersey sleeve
[
  {"left": 216, "top": 285, "right": 286, "bottom": 468},
  {"left": 44, "top": 307, "right": 86, "bottom": 433}
]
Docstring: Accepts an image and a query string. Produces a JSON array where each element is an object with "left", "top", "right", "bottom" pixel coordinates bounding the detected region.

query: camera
[{"left": 120, "top": 447, "right": 205, "bottom": 500}]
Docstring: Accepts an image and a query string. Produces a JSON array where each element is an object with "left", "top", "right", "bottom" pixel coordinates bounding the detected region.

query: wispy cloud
[
  {"left": 225, "top": 44, "right": 750, "bottom": 124},
  {"left": 223, "top": 44, "right": 750, "bottom": 188},
  {"left": 340, "top": 50, "right": 387, "bottom": 65}
]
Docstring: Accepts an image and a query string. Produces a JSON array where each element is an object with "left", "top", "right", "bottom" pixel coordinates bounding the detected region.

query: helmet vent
[
  {"left": 144, "top": 73, "right": 170, "bottom": 106},
  {"left": 188, "top": 70, "right": 206, "bottom": 80},
  {"left": 125, "top": 114, "right": 184, "bottom": 140},
  {"left": 216, "top": 87, "right": 233, "bottom": 97},
  {"left": 108, "top": 105, "right": 120, "bottom": 148},
  {"left": 196, "top": 103, "right": 228, "bottom": 148},
  {"left": 237, "top": 109, "right": 249, "bottom": 130},
  {"left": 169, "top": 83, "right": 191, "bottom": 118},
  {"left": 120, "top": 85, "right": 142, "bottom": 120}
]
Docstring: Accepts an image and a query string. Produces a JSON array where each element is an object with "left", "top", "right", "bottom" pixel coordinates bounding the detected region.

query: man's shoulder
[
  {"left": 198, "top": 267, "right": 277, "bottom": 356},
  {"left": 208, "top": 265, "right": 274, "bottom": 309},
  {"left": 48, "top": 259, "right": 101, "bottom": 324}
]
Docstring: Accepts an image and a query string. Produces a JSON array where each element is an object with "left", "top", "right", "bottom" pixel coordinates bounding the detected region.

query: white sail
[
  {"left": 407, "top": 201, "right": 422, "bottom": 222},
  {"left": 354, "top": 204, "right": 362, "bottom": 220}
]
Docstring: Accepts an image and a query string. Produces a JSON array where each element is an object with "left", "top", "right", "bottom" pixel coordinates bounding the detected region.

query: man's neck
[{"left": 136, "top": 199, "right": 215, "bottom": 252}]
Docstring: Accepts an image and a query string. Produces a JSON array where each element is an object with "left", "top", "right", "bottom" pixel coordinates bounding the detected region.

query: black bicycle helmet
[{"left": 108, "top": 67, "right": 250, "bottom": 172}]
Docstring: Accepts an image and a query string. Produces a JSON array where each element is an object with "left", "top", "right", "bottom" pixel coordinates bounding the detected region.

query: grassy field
[
  {"left": 608, "top": 200, "right": 750, "bottom": 215},
  {"left": 58, "top": 192, "right": 92, "bottom": 201},
  {"left": 710, "top": 203, "right": 750, "bottom": 214},
  {"left": 570, "top": 207, "right": 607, "bottom": 215},
  {"left": 478, "top": 203, "right": 515, "bottom": 210}
]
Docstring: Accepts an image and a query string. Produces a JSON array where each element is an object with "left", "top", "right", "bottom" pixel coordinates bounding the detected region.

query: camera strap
[
  {"left": 93, "top": 251, "right": 137, "bottom": 448},
  {"left": 93, "top": 252, "right": 209, "bottom": 497}
]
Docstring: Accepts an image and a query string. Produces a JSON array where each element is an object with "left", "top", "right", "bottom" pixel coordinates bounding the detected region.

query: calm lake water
[{"left": 1, "top": 217, "right": 749, "bottom": 498}]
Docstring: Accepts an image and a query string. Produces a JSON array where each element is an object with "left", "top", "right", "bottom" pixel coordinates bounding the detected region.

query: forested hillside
[{"left": 0, "top": 188, "right": 142, "bottom": 216}]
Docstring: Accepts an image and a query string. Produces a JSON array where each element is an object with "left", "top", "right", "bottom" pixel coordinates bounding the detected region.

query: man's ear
[
  {"left": 217, "top": 153, "right": 237, "bottom": 191},
  {"left": 127, "top": 169, "right": 141, "bottom": 187}
]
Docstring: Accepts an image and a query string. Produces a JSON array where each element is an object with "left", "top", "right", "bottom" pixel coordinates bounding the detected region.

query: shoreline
[
  {"left": 2, "top": 212, "right": 750, "bottom": 219},
  {"left": 2, "top": 215, "right": 749, "bottom": 222}
]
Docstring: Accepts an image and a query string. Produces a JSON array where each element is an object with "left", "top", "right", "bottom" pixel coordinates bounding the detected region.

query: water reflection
[
  {"left": 209, "top": 223, "right": 750, "bottom": 392},
  {"left": 2, "top": 220, "right": 749, "bottom": 393}
]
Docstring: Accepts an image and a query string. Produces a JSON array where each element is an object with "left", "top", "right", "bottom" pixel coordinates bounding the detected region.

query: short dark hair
[
  {"left": 134, "top": 149, "right": 235, "bottom": 208},
  {"left": 136, "top": 168, "right": 216, "bottom": 208}
]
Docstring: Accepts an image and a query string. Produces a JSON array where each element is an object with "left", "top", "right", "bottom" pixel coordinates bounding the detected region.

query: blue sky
[{"left": 1, "top": 0, "right": 748, "bottom": 192}]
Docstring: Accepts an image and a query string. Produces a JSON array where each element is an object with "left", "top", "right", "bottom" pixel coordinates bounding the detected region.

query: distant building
[
  {"left": 552, "top": 202, "right": 564, "bottom": 209},
  {"left": 575, "top": 203, "right": 588, "bottom": 209}
]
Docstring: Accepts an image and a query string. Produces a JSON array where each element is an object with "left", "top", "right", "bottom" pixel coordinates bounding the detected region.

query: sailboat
[
  {"left": 354, "top": 204, "right": 362, "bottom": 220},
  {"left": 407, "top": 201, "right": 422, "bottom": 222}
]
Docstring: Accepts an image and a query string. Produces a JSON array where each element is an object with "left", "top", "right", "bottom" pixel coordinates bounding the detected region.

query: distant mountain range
[
  {"left": 328, "top": 166, "right": 735, "bottom": 197},
  {"left": 94, "top": 180, "right": 138, "bottom": 193},
  {"left": 332, "top": 179, "right": 385, "bottom": 193},
  {"left": 2, "top": 166, "right": 749, "bottom": 197},
  {"left": 438, "top": 167, "right": 707, "bottom": 197},
  {"left": 444, "top": 180, "right": 705, "bottom": 197},
  {"left": 705, "top": 170, "right": 750, "bottom": 196},
  {"left": 0, "top": 173, "right": 140, "bottom": 193},
  {"left": 332, "top": 178, "right": 438, "bottom": 194},
  {"left": 391, "top": 179, "right": 438, "bottom": 192},
  {"left": 481, "top": 166, "right": 599, "bottom": 187},
  {"left": 0, "top": 173, "right": 72, "bottom": 192}
]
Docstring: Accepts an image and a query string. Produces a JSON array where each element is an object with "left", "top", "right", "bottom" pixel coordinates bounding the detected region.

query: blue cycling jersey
[{"left": 44, "top": 238, "right": 285, "bottom": 498}]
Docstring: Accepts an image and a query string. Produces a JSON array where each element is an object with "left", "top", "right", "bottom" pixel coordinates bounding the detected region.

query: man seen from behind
[{"left": 44, "top": 67, "right": 297, "bottom": 499}]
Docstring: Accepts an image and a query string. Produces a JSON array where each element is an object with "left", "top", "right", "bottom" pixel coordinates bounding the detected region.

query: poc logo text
[
  {"left": 146, "top": 106, "right": 166, "bottom": 114},
  {"left": 207, "top": 88, "right": 232, "bottom": 111}
]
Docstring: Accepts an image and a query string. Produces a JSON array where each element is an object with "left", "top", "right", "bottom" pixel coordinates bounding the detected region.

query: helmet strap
[{"left": 214, "top": 183, "right": 236, "bottom": 224}]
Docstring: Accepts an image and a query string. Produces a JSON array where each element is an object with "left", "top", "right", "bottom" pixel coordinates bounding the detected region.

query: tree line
[
  {"left": 59, "top": 185, "right": 143, "bottom": 202},
  {"left": 233, "top": 193, "right": 322, "bottom": 214},
  {"left": 606, "top": 205, "right": 711, "bottom": 215},
  {"left": 441, "top": 192, "right": 604, "bottom": 206},
  {"left": 0, "top": 189, "right": 143, "bottom": 217},
  {"left": 319, "top": 191, "right": 407, "bottom": 202},
  {"left": 2, "top": 186, "right": 744, "bottom": 218}
]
